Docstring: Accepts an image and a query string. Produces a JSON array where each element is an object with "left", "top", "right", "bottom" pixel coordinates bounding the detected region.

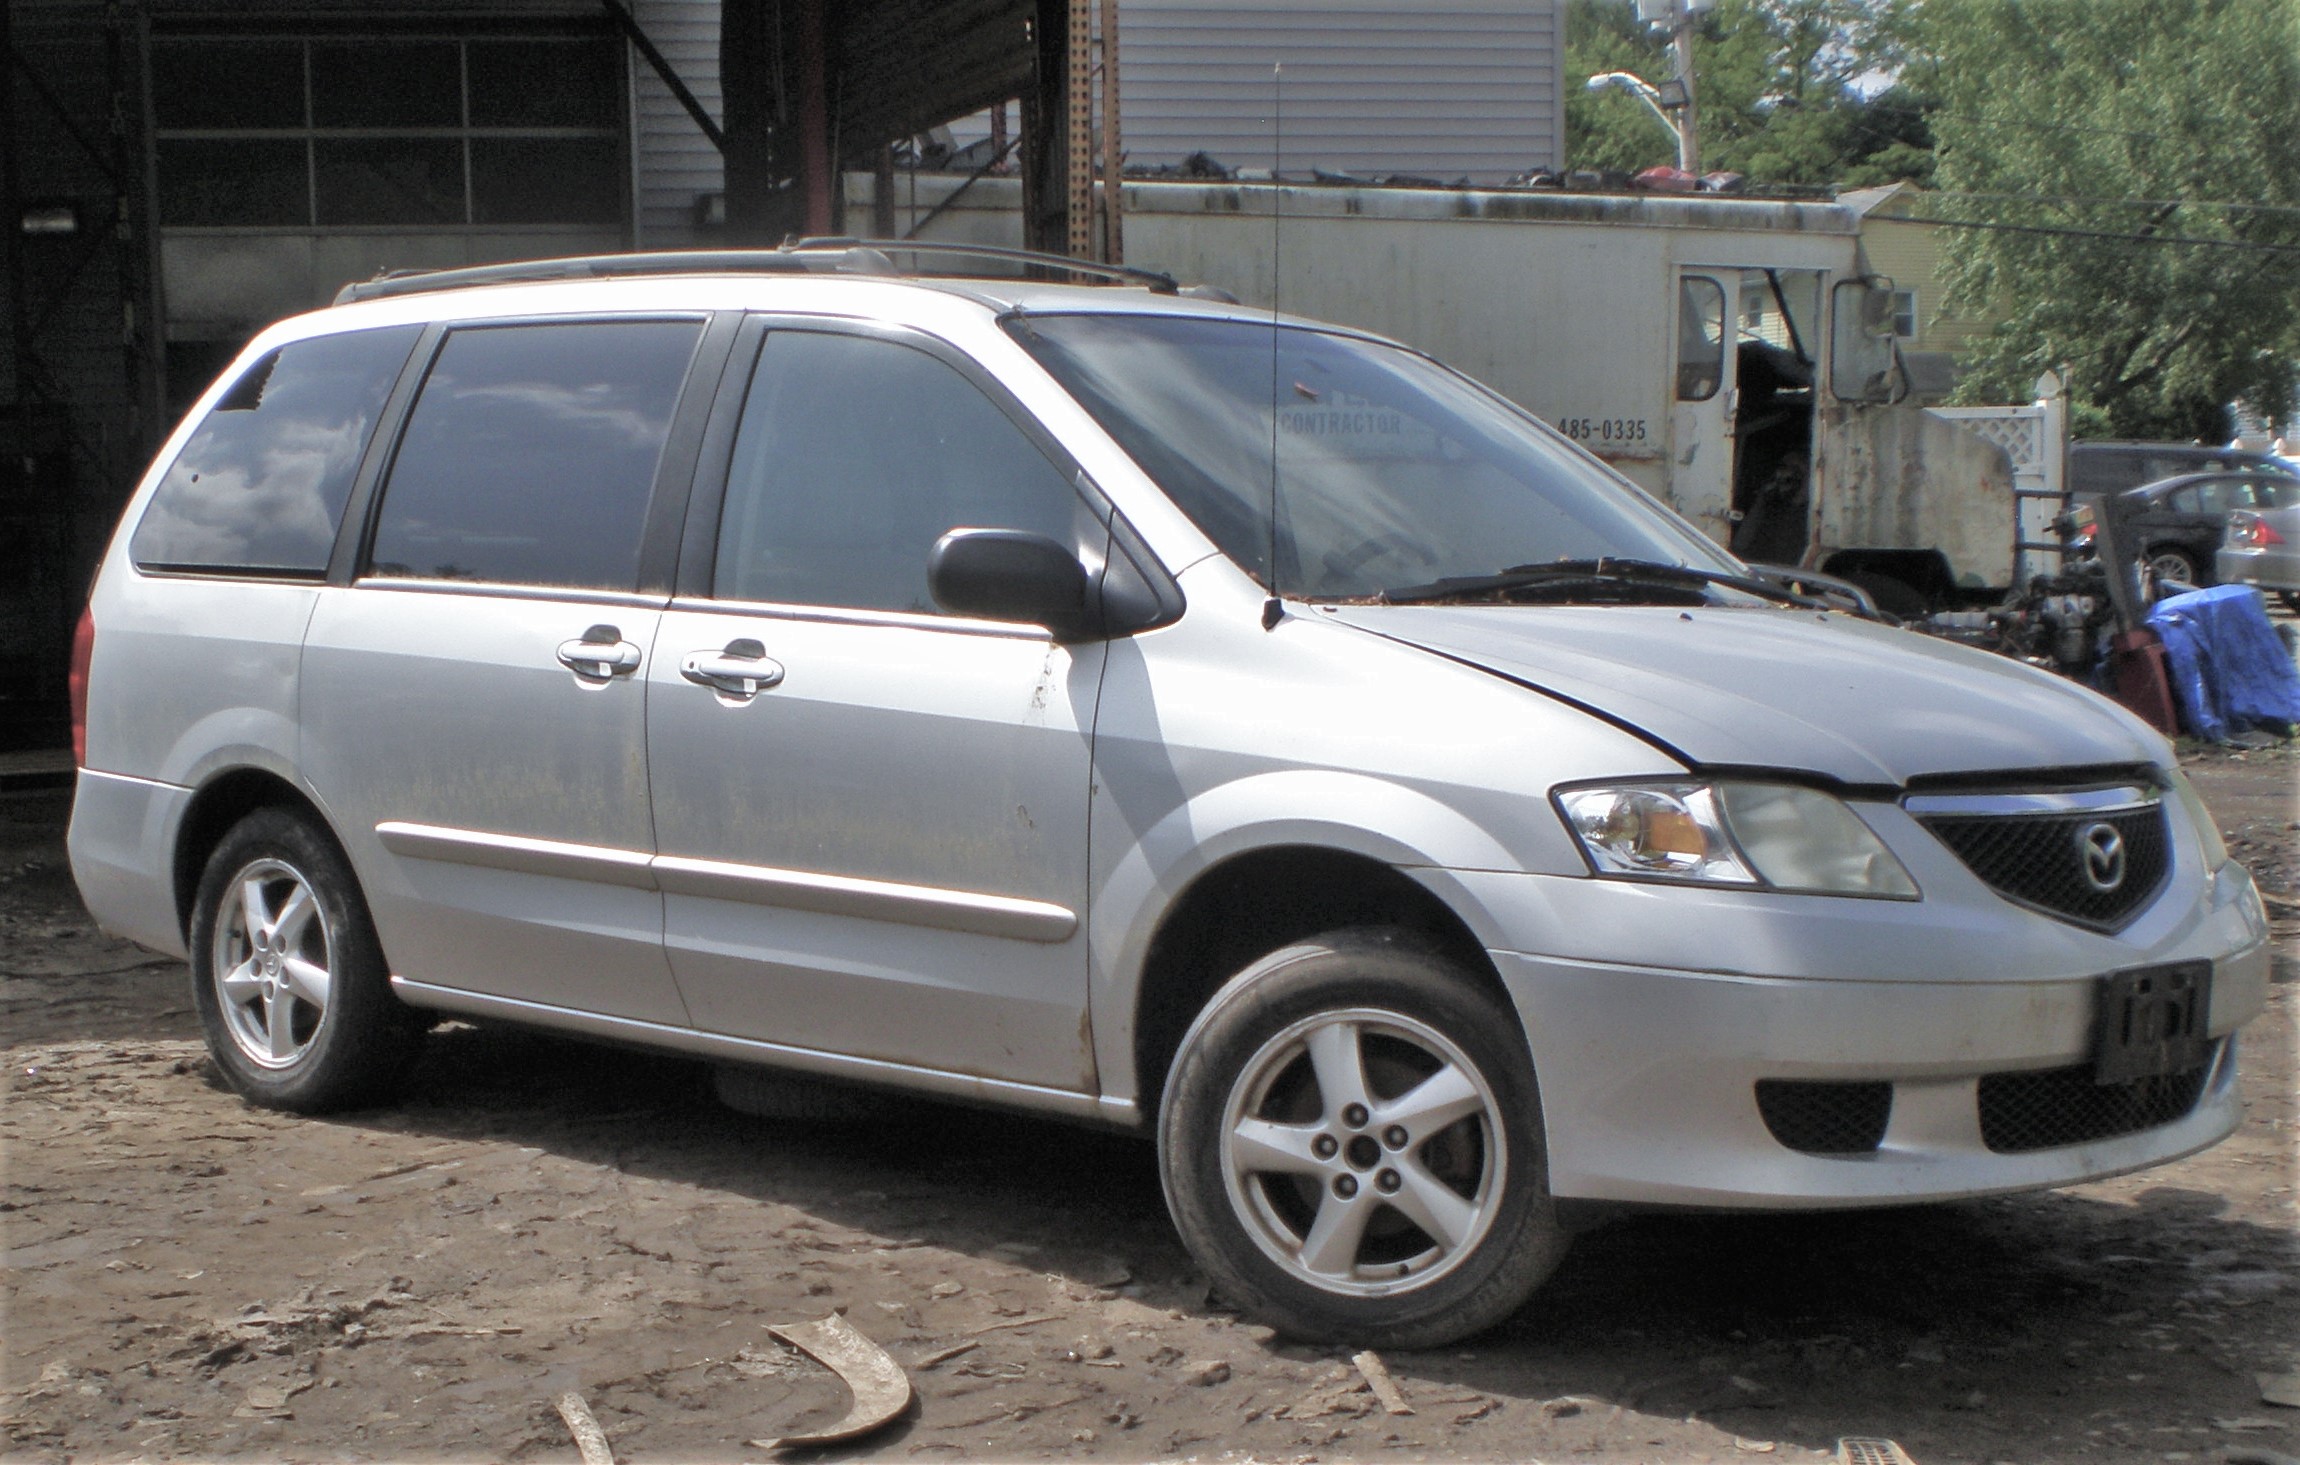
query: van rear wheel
[
  {"left": 189, "top": 808, "right": 422, "bottom": 1112},
  {"left": 1158, "top": 929, "right": 1568, "bottom": 1347}
]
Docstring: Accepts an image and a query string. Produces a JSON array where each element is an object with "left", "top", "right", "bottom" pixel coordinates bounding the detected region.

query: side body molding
[{"left": 375, "top": 821, "right": 1077, "bottom": 943}]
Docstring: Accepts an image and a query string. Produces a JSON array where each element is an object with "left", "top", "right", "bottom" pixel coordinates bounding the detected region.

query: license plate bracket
[{"left": 2091, "top": 961, "right": 2210, "bottom": 1085}]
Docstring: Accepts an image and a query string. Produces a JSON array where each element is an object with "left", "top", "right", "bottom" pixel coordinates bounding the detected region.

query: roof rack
[{"left": 333, "top": 238, "right": 1179, "bottom": 305}]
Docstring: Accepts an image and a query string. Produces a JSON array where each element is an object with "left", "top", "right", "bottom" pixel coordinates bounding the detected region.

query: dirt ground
[{"left": 3, "top": 745, "right": 2294, "bottom": 1465}]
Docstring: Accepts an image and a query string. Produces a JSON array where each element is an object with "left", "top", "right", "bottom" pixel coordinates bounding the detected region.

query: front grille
[
  {"left": 1918, "top": 801, "right": 2169, "bottom": 931},
  {"left": 1756, "top": 1079, "right": 1893, "bottom": 1155},
  {"left": 1977, "top": 1048, "right": 2214, "bottom": 1153}
]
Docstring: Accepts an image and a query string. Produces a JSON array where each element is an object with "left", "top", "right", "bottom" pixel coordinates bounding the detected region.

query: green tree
[
  {"left": 1928, "top": 0, "right": 2300, "bottom": 438},
  {"left": 1565, "top": 0, "right": 1931, "bottom": 186}
]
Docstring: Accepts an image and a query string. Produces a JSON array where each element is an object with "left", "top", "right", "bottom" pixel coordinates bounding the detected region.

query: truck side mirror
[{"left": 1830, "top": 277, "right": 1910, "bottom": 405}]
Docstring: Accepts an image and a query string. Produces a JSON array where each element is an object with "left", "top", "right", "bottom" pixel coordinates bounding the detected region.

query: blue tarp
[{"left": 2143, "top": 585, "right": 2300, "bottom": 741}]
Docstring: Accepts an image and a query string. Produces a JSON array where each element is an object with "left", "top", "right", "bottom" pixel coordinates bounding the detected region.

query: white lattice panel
[{"left": 1929, "top": 406, "right": 2048, "bottom": 484}]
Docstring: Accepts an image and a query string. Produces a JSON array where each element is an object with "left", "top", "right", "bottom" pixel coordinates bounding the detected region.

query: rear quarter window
[{"left": 131, "top": 325, "right": 421, "bottom": 575}]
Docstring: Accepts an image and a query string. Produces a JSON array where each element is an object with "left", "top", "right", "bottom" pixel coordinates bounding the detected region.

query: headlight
[
  {"left": 2164, "top": 767, "right": 2230, "bottom": 868},
  {"left": 1558, "top": 781, "right": 1918, "bottom": 898}
]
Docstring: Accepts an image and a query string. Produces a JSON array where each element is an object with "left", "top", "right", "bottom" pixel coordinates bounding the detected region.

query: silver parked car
[
  {"left": 2218, "top": 476, "right": 2300, "bottom": 612},
  {"left": 67, "top": 247, "right": 2270, "bottom": 1347}
]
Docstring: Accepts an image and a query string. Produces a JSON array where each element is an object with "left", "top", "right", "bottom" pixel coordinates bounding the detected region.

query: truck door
[{"left": 1669, "top": 271, "right": 1735, "bottom": 544}]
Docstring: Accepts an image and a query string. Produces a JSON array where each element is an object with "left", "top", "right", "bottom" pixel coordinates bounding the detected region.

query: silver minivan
[{"left": 68, "top": 247, "right": 2271, "bottom": 1347}]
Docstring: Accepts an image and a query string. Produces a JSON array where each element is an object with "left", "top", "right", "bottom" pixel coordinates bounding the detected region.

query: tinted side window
[
  {"left": 713, "top": 331, "right": 1085, "bottom": 614},
  {"left": 2191, "top": 480, "right": 2236, "bottom": 515},
  {"left": 368, "top": 320, "right": 702, "bottom": 590},
  {"left": 132, "top": 325, "right": 420, "bottom": 574}
]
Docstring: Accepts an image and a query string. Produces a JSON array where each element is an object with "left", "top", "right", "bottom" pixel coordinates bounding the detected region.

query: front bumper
[
  {"left": 1451, "top": 796, "right": 2271, "bottom": 1209},
  {"left": 1489, "top": 946, "right": 2257, "bottom": 1208}
]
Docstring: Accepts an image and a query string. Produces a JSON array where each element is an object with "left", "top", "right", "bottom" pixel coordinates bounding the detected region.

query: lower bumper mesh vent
[
  {"left": 1977, "top": 1048, "right": 2214, "bottom": 1154},
  {"left": 1756, "top": 1079, "right": 1893, "bottom": 1155}
]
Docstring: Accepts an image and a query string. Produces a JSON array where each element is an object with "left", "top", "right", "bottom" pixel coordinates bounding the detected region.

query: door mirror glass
[
  {"left": 1830, "top": 278, "right": 1907, "bottom": 404},
  {"left": 928, "top": 529, "right": 1094, "bottom": 639}
]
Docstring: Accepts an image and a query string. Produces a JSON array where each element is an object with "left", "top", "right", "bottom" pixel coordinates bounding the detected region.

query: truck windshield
[{"left": 1007, "top": 312, "right": 1736, "bottom": 601}]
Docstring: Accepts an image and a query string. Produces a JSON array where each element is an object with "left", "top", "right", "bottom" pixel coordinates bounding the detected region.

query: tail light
[
  {"left": 68, "top": 606, "right": 94, "bottom": 768},
  {"left": 2227, "top": 512, "right": 2284, "bottom": 549}
]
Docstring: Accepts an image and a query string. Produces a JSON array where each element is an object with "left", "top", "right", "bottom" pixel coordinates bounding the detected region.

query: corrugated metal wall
[
  {"left": 629, "top": 0, "right": 724, "bottom": 247},
  {"left": 1119, "top": 0, "right": 1565, "bottom": 182},
  {"left": 620, "top": 0, "right": 1568, "bottom": 244}
]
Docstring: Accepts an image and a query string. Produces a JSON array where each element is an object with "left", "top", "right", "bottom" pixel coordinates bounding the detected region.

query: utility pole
[
  {"left": 1635, "top": 0, "right": 1712, "bottom": 175},
  {"left": 1668, "top": 10, "right": 1699, "bottom": 175}
]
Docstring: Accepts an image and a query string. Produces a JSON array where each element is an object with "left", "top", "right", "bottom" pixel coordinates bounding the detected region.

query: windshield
[{"left": 1007, "top": 312, "right": 1736, "bottom": 600}]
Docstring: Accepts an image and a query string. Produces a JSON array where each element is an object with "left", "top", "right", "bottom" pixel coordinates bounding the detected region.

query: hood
[{"left": 1327, "top": 604, "right": 2165, "bottom": 788}]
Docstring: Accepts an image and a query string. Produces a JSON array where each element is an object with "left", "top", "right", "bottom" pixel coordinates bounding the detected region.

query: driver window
[
  {"left": 713, "top": 330, "right": 1089, "bottom": 614},
  {"left": 1676, "top": 276, "right": 1726, "bottom": 401}
]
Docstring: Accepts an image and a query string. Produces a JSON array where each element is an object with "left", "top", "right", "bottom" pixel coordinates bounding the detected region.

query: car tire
[
  {"left": 189, "top": 807, "right": 423, "bottom": 1112},
  {"left": 1158, "top": 928, "right": 1569, "bottom": 1347},
  {"left": 2279, "top": 591, "right": 2300, "bottom": 616},
  {"left": 2145, "top": 548, "right": 2200, "bottom": 587}
]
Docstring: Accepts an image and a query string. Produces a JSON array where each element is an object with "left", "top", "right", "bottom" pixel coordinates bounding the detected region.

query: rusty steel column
[
  {"left": 1065, "top": 0, "right": 1092, "bottom": 258},
  {"left": 1020, "top": 0, "right": 1067, "bottom": 255},
  {"left": 795, "top": 0, "right": 832, "bottom": 237},
  {"left": 1097, "top": 0, "right": 1121, "bottom": 263},
  {"left": 719, "top": 0, "right": 782, "bottom": 244},
  {"left": 871, "top": 145, "right": 895, "bottom": 239},
  {"left": 120, "top": 0, "right": 167, "bottom": 456}
]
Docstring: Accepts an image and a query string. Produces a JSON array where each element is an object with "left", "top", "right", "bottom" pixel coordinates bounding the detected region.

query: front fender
[{"left": 1087, "top": 768, "right": 1550, "bottom": 1108}]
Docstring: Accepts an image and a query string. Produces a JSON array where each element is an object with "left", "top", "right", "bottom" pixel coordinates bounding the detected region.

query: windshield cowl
[{"left": 1370, "top": 557, "right": 1817, "bottom": 610}]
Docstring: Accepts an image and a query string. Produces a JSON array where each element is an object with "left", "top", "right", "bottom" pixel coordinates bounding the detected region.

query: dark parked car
[
  {"left": 2070, "top": 441, "right": 2298, "bottom": 500},
  {"left": 2106, "top": 471, "right": 2300, "bottom": 587}
]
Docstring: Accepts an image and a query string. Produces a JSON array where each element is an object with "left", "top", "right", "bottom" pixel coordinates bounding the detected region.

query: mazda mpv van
[{"left": 68, "top": 245, "right": 2270, "bottom": 1346}]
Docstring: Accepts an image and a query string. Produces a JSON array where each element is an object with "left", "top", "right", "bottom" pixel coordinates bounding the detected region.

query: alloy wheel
[
  {"left": 211, "top": 857, "right": 334, "bottom": 1069},
  {"left": 1219, "top": 1006, "right": 1505, "bottom": 1297}
]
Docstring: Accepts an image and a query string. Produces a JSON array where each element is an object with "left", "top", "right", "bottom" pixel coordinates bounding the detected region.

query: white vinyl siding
[
  {"left": 629, "top": 0, "right": 725, "bottom": 246},
  {"left": 1119, "top": 0, "right": 1565, "bottom": 182}
]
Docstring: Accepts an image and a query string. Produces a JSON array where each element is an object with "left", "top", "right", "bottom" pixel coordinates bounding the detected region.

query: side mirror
[
  {"left": 928, "top": 528, "right": 1096, "bottom": 640},
  {"left": 1829, "top": 276, "right": 1910, "bottom": 405}
]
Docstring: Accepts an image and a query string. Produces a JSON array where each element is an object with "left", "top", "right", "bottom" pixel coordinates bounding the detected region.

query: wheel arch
[
  {"left": 1126, "top": 843, "right": 1515, "bottom": 1129},
  {"left": 172, "top": 767, "right": 345, "bottom": 941}
]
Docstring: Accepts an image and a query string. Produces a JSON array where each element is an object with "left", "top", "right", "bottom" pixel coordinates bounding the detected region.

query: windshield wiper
[{"left": 1379, "top": 557, "right": 1830, "bottom": 608}]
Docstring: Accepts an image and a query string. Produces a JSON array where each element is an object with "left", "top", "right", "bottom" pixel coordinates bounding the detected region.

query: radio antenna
[{"left": 1262, "top": 60, "right": 1284, "bottom": 632}]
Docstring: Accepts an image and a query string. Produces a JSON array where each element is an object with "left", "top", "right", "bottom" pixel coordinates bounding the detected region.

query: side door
[
  {"left": 648, "top": 321, "right": 1107, "bottom": 1092},
  {"left": 1668, "top": 270, "right": 1736, "bottom": 542},
  {"left": 301, "top": 314, "right": 730, "bottom": 1026}
]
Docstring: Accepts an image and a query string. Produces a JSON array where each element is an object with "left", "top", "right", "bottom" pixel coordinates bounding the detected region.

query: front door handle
[
  {"left": 680, "top": 638, "right": 784, "bottom": 701},
  {"left": 557, "top": 625, "right": 642, "bottom": 681}
]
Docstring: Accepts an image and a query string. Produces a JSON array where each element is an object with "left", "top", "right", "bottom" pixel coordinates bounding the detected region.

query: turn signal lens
[{"left": 2165, "top": 768, "right": 2229, "bottom": 869}]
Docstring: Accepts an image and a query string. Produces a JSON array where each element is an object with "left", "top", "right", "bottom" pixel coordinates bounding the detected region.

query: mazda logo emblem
[{"left": 2077, "top": 822, "right": 2127, "bottom": 892}]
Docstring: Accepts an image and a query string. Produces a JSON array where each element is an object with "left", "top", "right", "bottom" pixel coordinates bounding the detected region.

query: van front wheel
[{"left": 1158, "top": 930, "right": 1568, "bottom": 1347}]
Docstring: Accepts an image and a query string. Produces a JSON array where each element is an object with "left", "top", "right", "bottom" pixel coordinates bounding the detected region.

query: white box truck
[{"left": 852, "top": 172, "right": 2059, "bottom": 610}]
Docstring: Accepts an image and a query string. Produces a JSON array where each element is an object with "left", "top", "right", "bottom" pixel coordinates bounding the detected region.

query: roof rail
[{"left": 333, "top": 239, "right": 1178, "bottom": 305}]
